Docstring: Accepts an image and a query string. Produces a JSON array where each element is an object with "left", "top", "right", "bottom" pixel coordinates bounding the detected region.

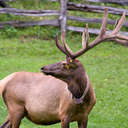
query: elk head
[
  {"left": 41, "top": 25, "right": 89, "bottom": 82},
  {"left": 41, "top": 8, "right": 128, "bottom": 103}
]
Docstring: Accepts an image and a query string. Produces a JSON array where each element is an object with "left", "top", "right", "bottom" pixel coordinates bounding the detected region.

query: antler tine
[
  {"left": 70, "top": 24, "right": 89, "bottom": 59},
  {"left": 111, "top": 38, "right": 128, "bottom": 46},
  {"left": 82, "top": 24, "right": 89, "bottom": 49},
  {"left": 108, "top": 11, "right": 128, "bottom": 44},
  {"left": 86, "top": 8, "right": 109, "bottom": 50},
  {"left": 61, "top": 31, "right": 74, "bottom": 58},
  {"left": 99, "top": 8, "right": 108, "bottom": 37},
  {"left": 111, "top": 11, "right": 126, "bottom": 35},
  {"left": 56, "top": 35, "right": 70, "bottom": 57}
]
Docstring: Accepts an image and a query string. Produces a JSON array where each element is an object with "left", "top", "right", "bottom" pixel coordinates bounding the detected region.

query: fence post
[{"left": 60, "top": 0, "right": 68, "bottom": 33}]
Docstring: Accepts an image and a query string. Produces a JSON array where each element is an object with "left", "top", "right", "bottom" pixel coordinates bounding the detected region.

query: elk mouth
[
  {"left": 41, "top": 66, "right": 66, "bottom": 80},
  {"left": 42, "top": 70, "right": 51, "bottom": 75},
  {"left": 41, "top": 67, "right": 54, "bottom": 75},
  {"left": 41, "top": 66, "right": 55, "bottom": 76}
]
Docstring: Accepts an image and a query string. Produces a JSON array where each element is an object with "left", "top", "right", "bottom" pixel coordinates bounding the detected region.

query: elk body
[{"left": 0, "top": 9, "right": 128, "bottom": 128}]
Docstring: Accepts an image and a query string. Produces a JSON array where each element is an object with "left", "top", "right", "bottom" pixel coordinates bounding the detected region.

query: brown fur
[{"left": 0, "top": 60, "right": 96, "bottom": 128}]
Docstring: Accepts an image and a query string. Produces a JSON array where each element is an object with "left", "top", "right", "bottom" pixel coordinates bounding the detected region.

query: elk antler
[
  {"left": 56, "top": 8, "right": 128, "bottom": 59},
  {"left": 86, "top": 8, "right": 128, "bottom": 51},
  {"left": 56, "top": 25, "right": 89, "bottom": 59},
  {"left": 62, "top": 24, "right": 89, "bottom": 59}
]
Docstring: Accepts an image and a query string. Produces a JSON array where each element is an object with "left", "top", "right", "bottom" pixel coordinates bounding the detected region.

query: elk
[{"left": 0, "top": 9, "right": 128, "bottom": 128}]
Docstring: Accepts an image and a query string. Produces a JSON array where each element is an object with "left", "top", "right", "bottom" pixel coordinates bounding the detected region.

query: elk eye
[{"left": 63, "top": 63, "right": 70, "bottom": 69}]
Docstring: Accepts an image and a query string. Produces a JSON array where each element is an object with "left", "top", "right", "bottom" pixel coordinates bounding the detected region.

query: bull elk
[{"left": 0, "top": 9, "right": 128, "bottom": 128}]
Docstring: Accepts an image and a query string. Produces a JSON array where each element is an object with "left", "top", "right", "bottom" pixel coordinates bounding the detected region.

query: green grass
[
  {"left": 0, "top": 26, "right": 128, "bottom": 128},
  {"left": 0, "top": 0, "right": 128, "bottom": 128}
]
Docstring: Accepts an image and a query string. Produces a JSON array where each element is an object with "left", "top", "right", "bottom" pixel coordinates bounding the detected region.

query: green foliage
[
  {"left": 0, "top": 26, "right": 18, "bottom": 38},
  {"left": 0, "top": 1, "right": 128, "bottom": 128}
]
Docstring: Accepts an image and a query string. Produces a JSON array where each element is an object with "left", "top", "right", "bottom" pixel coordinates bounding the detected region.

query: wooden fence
[
  {"left": 86, "top": 0, "right": 128, "bottom": 5},
  {"left": 0, "top": 0, "right": 128, "bottom": 36}
]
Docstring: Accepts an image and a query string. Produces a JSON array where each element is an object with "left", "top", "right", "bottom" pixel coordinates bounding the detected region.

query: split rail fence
[{"left": 0, "top": 0, "right": 128, "bottom": 36}]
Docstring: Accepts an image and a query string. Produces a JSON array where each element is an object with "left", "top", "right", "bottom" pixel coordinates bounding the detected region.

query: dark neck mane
[{"left": 67, "top": 69, "right": 88, "bottom": 99}]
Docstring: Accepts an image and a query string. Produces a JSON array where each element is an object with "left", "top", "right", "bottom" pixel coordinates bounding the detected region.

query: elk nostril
[{"left": 41, "top": 67, "right": 45, "bottom": 71}]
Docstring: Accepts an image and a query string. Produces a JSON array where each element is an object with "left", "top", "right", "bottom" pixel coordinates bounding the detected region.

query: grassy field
[{"left": 0, "top": 1, "right": 128, "bottom": 128}]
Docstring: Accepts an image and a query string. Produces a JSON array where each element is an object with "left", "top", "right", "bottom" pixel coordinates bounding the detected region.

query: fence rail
[
  {"left": 86, "top": 0, "right": 128, "bottom": 5},
  {"left": 67, "top": 16, "right": 128, "bottom": 27},
  {"left": 67, "top": 2, "right": 128, "bottom": 16},
  {"left": 48, "top": 0, "right": 128, "bottom": 5},
  {"left": 0, "top": 8, "right": 59, "bottom": 16},
  {"left": 0, "top": 0, "right": 128, "bottom": 39},
  {"left": 0, "top": 20, "right": 59, "bottom": 28}
]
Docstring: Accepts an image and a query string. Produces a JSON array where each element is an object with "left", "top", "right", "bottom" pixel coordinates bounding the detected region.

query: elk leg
[
  {"left": 61, "top": 117, "right": 70, "bottom": 128},
  {"left": 8, "top": 106, "right": 25, "bottom": 128},
  {"left": 0, "top": 115, "right": 11, "bottom": 128},
  {"left": 78, "top": 118, "right": 88, "bottom": 128},
  {"left": 0, "top": 121, "right": 11, "bottom": 128},
  {"left": 10, "top": 111, "right": 24, "bottom": 128},
  {"left": 0, "top": 120, "right": 9, "bottom": 128},
  {"left": 4, "top": 121, "right": 11, "bottom": 128}
]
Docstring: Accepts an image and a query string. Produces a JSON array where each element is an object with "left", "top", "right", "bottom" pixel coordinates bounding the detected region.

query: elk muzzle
[
  {"left": 41, "top": 62, "right": 61, "bottom": 76},
  {"left": 41, "top": 66, "right": 55, "bottom": 76}
]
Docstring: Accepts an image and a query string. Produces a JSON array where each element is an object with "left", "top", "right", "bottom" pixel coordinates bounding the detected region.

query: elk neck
[{"left": 67, "top": 66, "right": 88, "bottom": 99}]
